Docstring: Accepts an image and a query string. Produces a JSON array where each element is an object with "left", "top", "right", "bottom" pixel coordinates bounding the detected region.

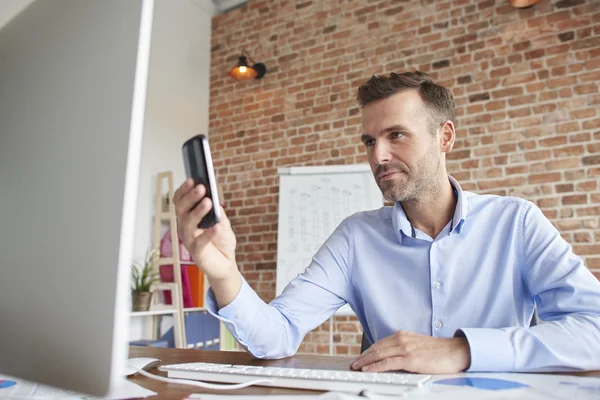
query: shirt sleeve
[
  {"left": 458, "top": 201, "right": 600, "bottom": 372},
  {"left": 205, "top": 218, "right": 354, "bottom": 359}
]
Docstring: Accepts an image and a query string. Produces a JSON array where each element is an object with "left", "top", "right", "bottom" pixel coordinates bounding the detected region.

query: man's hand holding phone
[
  {"left": 173, "top": 179, "right": 233, "bottom": 276},
  {"left": 174, "top": 134, "right": 243, "bottom": 308},
  {"left": 173, "top": 179, "right": 242, "bottom": 308}
]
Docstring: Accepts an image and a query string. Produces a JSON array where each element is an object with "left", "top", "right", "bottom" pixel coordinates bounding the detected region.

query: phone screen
[{"left": 182, "top": 134, "right": 221, "bottom": 228}]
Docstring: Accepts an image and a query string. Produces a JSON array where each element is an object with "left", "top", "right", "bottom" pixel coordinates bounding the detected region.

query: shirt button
[
  {"left": 435, "top": 321, "right": 442, "bottom": 329},
  {"left": 434, "top": 282, "right": 441, "bottom": 289},
  {"left": 235, "top": 313, "right": 244, "bottom": 319}
]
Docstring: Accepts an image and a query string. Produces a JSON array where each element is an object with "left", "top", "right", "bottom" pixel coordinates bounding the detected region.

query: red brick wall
[{"left": 209, "top": 0, "right": 600, "bottom": 355}]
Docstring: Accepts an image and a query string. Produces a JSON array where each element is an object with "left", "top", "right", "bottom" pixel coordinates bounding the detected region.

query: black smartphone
[{"left": 182, "top": 134, "right": 221, "bottom": 229}]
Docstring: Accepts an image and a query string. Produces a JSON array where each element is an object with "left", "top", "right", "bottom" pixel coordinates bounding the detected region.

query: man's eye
[
  {"left": 363, "top": 138, "right": 375, "bottom": 147},
  {"left": 391, "top": 131, "right": 404, "bottom": 139}
]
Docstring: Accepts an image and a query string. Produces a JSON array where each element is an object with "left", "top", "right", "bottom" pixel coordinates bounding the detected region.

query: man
[{"left": 173, "top": 71, "right": 600, "bottom": 373}]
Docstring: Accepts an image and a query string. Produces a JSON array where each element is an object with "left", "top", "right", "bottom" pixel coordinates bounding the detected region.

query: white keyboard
[{"left": 159, "top": 362, "right": 431, "bottom": 395}]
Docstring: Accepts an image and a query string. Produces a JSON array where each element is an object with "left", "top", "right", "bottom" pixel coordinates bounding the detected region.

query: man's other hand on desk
[{"left": 350, "top": 330, "right": 471, "bottom": 374}]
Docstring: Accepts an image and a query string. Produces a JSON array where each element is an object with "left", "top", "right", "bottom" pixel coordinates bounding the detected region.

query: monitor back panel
[{"left": 0, "top": 0, "right": 153, "bottom": 395}]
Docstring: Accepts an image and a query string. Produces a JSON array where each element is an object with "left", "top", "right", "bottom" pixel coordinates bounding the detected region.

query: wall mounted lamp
[
  {"left": 508, "top": 0, "right": 539, "bottom": 8},
  {"left": 229, "top": 50, "right": 267, "bottom": 80}
]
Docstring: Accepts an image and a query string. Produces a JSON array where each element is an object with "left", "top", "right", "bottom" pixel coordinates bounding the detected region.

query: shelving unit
[
  {"left": 136, "top": 171, "right": 222, "bottom": 351},
  {"left": 183, "top": 307, "right": 207, "bottom": 313},
  {"left": 158, "top": 257, "right": 196, "bottom": 266},
  {"left": 130, "top": 287, "right": 180, "bottom": 318},
  {"left": 151, "top": 171, "right": 186, "bottom": 348},
  {"left": 130, "top": 309, "right": 178, "bottom": 317}
]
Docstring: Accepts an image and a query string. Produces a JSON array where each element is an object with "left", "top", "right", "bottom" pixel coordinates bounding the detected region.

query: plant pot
[{"left": 132, "top": 291, "right": 152, "bottom": 312}]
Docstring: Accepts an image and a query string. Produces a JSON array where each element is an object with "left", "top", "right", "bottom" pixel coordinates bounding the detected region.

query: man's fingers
[
  {"left": 179, "top": 197, "right": 212, "bottom": 249},
  {"left": 351, "top": 331, "right": 411, "bottom": 368},
  {"left": 352, "top": 333, "right": 470, "bottom": 374},
  {"left": 175, "top": 184, "right": 206, "bottom": 244},
  {"left": 361, "top": 356, "right": 407, "bottom": 373},
  {"left": 173, "top": 178, "right": 194, "bottom": 205},
  {"left": 176, "top": 184, "right": 207, "bottom": 220},
  {"left": 351, "top": 343, "right": 412, "bottom": 370},
  {"left": 184, "top": 197, "right": 212, "bottom": 232}
]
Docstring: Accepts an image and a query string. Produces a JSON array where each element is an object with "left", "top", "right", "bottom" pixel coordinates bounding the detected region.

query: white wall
[
  {"left": 129, "top": 0, "right": 213, "bottom": 340},
  {"left": 134, "top": 0, "right": 212, "bottom": 259}
]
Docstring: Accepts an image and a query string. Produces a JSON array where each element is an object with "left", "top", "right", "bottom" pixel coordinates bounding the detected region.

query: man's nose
[{"left": 372, "top": 141, "right": 391, "bottom": 165}]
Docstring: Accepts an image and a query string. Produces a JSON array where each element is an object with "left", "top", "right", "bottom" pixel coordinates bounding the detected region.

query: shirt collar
[
  {"left": 448, "top": 175, "right": 468, "bottom": 234},
  {"left": 392, "top": 201, "right": 413, "bottom": 240},
  {"left": 392, "top": 175, "right": 469, "bottom": 240}
]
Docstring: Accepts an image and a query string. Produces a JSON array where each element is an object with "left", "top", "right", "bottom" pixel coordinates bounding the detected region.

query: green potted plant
[{"left": 131, "top": 248, "right": 160, "bottom": 312}]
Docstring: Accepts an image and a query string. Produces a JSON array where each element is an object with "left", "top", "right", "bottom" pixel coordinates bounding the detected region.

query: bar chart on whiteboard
[{"left": 275, "top": 165, "right": 384, "bottom": 313}]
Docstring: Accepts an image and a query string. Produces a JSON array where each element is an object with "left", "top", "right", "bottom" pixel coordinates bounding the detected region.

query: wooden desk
[
  {"left": 128, "top": 346, "right": 600, "bottom": 400},
  {"left": 128, "top": 346, "right": 355, "bottom": 399}
]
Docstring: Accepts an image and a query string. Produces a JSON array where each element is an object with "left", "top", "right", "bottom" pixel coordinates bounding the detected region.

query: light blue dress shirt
[{"left": 207, "top": 176, "right": 600, "bottom": 372}]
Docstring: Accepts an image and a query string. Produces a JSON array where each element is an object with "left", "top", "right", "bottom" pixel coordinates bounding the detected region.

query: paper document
[
  {"left": 186, "top": 393, "right": 369, "bottom": 400},
  {"left": 185, "top": 373, "right": 600, "bottom": 400},
  {"left": 425, "top": 372, "right": 600, "bottom": 400},
  {"left": 0, "top": 374, "right": 156, "bottom": 400}
]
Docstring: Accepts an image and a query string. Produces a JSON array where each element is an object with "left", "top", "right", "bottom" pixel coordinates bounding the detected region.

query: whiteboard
[{"left": 276, "top": 164, "right": 384, "bottom": 316}]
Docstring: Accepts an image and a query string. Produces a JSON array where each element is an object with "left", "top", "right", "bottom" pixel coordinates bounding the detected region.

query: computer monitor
[{"left": 0, "top": 0, "right": 154, "bottom": 396}]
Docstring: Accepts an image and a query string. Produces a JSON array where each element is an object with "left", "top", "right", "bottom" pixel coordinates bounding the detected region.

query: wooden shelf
[
  {"left": 130, "top": 308, "right": 178, "bottom": 317},
  {"left": 183, "top": 307, "right": 207, "bottom": 313},
  {"left": 158, "top": 257, "right": 196, "bottom": 266}
]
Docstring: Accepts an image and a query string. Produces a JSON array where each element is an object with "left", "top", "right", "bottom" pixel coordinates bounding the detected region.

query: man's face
[{"left": 361, "top": 89, "right": 442, "bottom": 202}]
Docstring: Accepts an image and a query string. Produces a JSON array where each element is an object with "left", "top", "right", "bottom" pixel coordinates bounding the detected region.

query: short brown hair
[{"left": 357, "top": 71, "right": 456, "bottom": 134}]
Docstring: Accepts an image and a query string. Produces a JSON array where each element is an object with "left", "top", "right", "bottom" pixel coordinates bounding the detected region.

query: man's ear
[{"left": 439, "top": 120, "right": 455, "bottom": 153}]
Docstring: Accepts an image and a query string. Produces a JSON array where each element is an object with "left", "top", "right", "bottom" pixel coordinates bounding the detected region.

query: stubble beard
[{"left": 377, "top": 145, "right": 441, "bottom": 203}]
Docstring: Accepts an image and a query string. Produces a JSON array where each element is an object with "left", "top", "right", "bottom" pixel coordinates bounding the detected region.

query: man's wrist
[
  {"left": 452, "top": 336, "right": 471, "bottom": 371},
  {"left": 209, "top": 268, "right": 242, "bottom": 309}
]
